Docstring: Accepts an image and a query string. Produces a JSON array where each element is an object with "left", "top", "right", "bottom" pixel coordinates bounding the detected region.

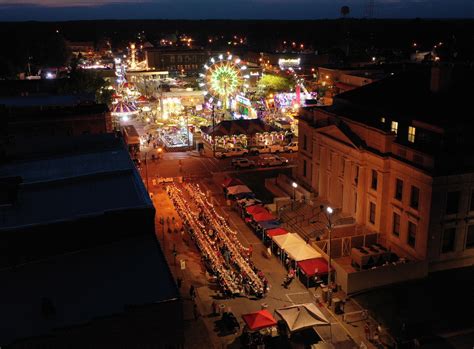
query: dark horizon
[{"left": 0, "top": 0, "right": 472, "bottom": 21}]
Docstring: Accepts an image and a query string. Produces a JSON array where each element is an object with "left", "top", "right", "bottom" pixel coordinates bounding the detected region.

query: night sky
[{"left": 0, "top": 0, "right": 472, "bottom": 21}]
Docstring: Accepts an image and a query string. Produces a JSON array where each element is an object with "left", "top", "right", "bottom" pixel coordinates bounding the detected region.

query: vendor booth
[
  {"left": 227, "top": 185, "right": 253, "bottom": 198},
  {"left": 276, "top": 303, "right": 330, "bottom": 333},
  {"left": 242, "top": 309, "right": 277, "bottom": 331},
  {"left": 297, "top": 258, "right": 331, "bottom": 288}
]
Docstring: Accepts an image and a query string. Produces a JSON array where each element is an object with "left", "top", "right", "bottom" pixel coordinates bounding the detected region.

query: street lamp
[
  {"left": 322, "top": 205, "right": 334, "bottom": 305},
  {"left": 292, "top": 182, "right": 298, "bottom": 209}
]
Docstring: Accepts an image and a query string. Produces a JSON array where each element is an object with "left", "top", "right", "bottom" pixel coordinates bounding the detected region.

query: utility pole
[{"left": 212, "top": 104, "right": 216, "bottom": 157}]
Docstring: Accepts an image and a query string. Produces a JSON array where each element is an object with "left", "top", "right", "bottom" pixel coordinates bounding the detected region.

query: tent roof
[
  {"left": 237, "top": 198, "right": 262, "bottom": 207},
  {"left": 266, "top": 228, "right": 288, "bottom": 238},
  {"left": 246, "top": 205, "right": 267, "bottom": 215},
  {"left": 258, "top": 220, "right": 281, "bottom": 231},
  {"left": 241, "top": 309, "right": 277, "bottom": 331},
  {"left": 227, "top": 185, "right": 253, "bottom": 195},
  {"left": 201, "top": 119, "right": 278, "bottom": 137},
  {"left": 276, "top": 303, "right": 329, "bottom": 333},
  {"left": 272, "top": 233, "right": 305, "bottom": 249},
  {"left": 252, "top": 211, "right": 276, "bottom": 222},
  {"left": 284, "top": 243, "right": 321, "bottom": 262},
  {"left": 222, "top": 177, "right": 244, "bottom": 188},
  {"left": 297, "top": 258, "right": 330, "bottom": 277}
]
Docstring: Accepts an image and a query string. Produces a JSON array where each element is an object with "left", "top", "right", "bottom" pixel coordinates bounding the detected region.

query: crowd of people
[{"left": 167, "top": 183, "right": 268, "bottom": 298}]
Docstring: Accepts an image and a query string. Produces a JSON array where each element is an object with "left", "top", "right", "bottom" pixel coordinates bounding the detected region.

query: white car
[
  {"left": 284, "top": 142, "right": 298, "bottom": 152},
  {"left": 216, "top": 147, "right": 249, "bottom": 158},
  {"left": 259, "top": 155, "right": 289, "bottom": 167},
  {"left": 231, "top": 158, "right": 256, "bottom": 169},
  {"left": 249, "top": 144, "right": 285, "bottom": 154}
]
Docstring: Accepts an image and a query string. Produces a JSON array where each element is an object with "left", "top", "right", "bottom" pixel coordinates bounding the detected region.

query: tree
[
  {"left": 58, "top": 69, "right": 114, "bottom": 105},
  {"left": 256, "top": 74, "right": 293, "bottom": 97},
  {"left": 340, "top": 6, "right": 350, "bottom": 18}
]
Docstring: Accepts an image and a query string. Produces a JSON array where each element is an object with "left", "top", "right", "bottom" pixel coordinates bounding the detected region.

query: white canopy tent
[
  {"left": 275, "top": 303, "right": 330, "bottom": 333},
  {"left": 226, "top": 185, "right": 253, "bottom": 195},
  {"left": 272, "top": 233, "right": 305, "bottom": 250},
  {"left": 284, "top": 244, "right": 321, "bottom": 262}
]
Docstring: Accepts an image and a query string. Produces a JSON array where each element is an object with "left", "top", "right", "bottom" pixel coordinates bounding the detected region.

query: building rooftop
[
  {"left": 331, "top": 65, "right": 472, "bottom": 129},
  {"left": 0, "top": 134, "right": 151, "bottom": 231},
  {"left": 0, "top": 94, "right": 95, "bottom": 107},
  {"left": 0, "top": 233, "right": 178, "bottom": 347}
]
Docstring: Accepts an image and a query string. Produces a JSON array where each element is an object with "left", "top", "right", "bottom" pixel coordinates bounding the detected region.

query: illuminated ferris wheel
[{"left": 198, "top": 54, "right": 249, "bottom": 109}]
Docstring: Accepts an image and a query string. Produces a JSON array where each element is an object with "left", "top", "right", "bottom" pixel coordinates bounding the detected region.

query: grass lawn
[{"left": 353, "top": 265, "right": 474, "bottom": 343}]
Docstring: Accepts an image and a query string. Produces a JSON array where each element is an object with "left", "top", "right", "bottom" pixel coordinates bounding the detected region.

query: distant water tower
[{"left": 364, "top": 0, "right": 375, "bottom": 18}]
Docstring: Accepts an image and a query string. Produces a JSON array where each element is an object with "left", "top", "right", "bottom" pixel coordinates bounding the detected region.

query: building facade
[
  {"left": 145, "top": 48, "right": 210, "bottom": 74},
  {"left": 296, "top": 65, "right": 474, "bottom": 271}
]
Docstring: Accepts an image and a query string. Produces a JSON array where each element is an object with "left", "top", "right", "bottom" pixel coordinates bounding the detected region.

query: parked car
[
  {"left": 231, "top": 158, "right": 256, "bottom": 169},
  {"left": 259, "top": 155, "right": 289, "bottom": 167},
  {"left": 249, "top": 144, "right": 285, "bottom": 155},
  {"left": 284, "top": 141, "right": 298, "bottom": 152},
  {"left": 216, "top": 147, "right": 249, "bottom": 158}
]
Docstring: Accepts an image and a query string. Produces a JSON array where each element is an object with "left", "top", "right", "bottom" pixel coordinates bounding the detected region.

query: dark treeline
[{"left": 0, "top": 19, "right": 472, "bottom": 78}]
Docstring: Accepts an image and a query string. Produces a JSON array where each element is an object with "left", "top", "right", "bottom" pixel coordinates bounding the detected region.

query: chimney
[{"left": 430, "top": 64, "right": 453, "bottom": 93}]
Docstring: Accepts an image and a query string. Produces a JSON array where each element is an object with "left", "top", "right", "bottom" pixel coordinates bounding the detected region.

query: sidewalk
[{"left": 150, "top": 179, "right": 385, "bottom": 349}]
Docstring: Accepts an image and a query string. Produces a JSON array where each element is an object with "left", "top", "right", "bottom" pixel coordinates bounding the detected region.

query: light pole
[
  {"left": 322, "top": 205, "right": 334, "bottom": 305},
  {"left": 292, "top": 182, "right": 298, "bottom": 209}
]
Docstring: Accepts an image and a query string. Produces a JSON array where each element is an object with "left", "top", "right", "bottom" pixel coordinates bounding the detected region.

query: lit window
[
  {"left": 380, "top": 117, "right": 386, "bottom": 123},
  {"left": 408, "top": 126, "right": 416, "bottom": 143},
  {"left": 391, "top": 121, "right": 398, "bottom": 135}
]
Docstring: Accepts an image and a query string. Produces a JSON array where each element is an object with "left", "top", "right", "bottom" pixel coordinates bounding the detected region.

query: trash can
[
  {"left": 321, "top": 288, "right": 329, "bottom": 303},
  {"left": 333, "top": 298, "right": 344, "bottom": 314}
]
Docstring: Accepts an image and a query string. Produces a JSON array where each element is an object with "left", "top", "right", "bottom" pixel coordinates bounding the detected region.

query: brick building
[
  {"left": 296, "top": 64, "right": 474, "bottom": 272},
  {"left": 145, "top": 47, "right": 210, "bottom": 74}
]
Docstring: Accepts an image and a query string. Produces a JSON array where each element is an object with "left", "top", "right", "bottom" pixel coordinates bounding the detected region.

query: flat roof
[
  {"left": 0, "top": 135, "right": 151, "bottom": 230},
  {"left": 0, "top": 234, "right": 179, "bottom": 346}
]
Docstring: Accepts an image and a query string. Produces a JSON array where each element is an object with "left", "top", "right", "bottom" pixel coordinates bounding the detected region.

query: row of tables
[{"left": 167, "top": 183, "right": 266, "bottom": 297}]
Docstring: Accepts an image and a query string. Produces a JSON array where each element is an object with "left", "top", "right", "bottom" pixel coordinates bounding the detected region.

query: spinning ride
[{"left": 198, "top": 54, "right": 249, "bottom": 110}]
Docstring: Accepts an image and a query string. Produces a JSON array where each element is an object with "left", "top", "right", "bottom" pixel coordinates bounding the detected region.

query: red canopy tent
[
  {"left": 222, "top": 177, "right": 244, "bottom": 188},
  {"left": 266, "top": 228, "right": 289, "bottom": 238},
  {"left": 242, "top": 310, "right": 277, "bottom": 331},
  {"left": 297, "top": 258, "right": 331, "bottom": 277},
  {"left": 252, "top": 211, "right": 276, "bottom": 222},
  {"left": 246, "top": 205, "right": 267, "bottom": 215}
]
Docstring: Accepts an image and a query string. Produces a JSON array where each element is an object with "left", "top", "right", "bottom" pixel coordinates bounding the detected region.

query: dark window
[
  {"left": 410, "top": 186, "right": 419, "bottom": 210},
  {"left": 407, "top": 221, "right": 416, "bottom": 248},
  {"left": 395, "top": 179, "right": 403, "bottom": 201},
  {"left": 303, "top": 160, "right": 307, "bottom": 177},
  {"left": 369, "top": 202, "right": 376, "bottom": 224},
  {"left": 470, "top": 191, "right": 474, "bottom": 212},
  {"left": 354, "top": 166, "right": 359, "bottom": 184},
  {"left": 392, "top": 213, "right": 400, "bottom": 236},
  {"left": 441, "top": 228, "right": 456, "bottom": 253},
  {"left": 371, "top": 170, "right": 378, "bottom": 190},
  {"left": 446, "top": 191, "right": 460, "bottom": 215},
  {"left": 466, "top": 225, "right": 474, "bottom": 249},
  {"left": 303, "top": 135, "right": 307, "bottom": 151}
]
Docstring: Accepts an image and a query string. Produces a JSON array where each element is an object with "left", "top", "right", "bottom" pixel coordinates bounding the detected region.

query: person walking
[
  {"left": 364, "top": 321, "right": 372, "bottom": 342},
  {"left": 211, "top": 300, "right": 218, "bottom": 316},
  {"left": 189, "top": 285, "right": 196, "bottom": 301}
]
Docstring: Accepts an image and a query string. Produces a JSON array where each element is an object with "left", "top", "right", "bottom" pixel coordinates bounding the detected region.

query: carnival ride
[{"left": 198, "top": 54, "right": 249, "bottom": 110}]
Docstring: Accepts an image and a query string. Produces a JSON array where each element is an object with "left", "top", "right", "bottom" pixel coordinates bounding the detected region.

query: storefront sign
[{"left": 236, "top": 94, "right": 251, "bottom": 107}]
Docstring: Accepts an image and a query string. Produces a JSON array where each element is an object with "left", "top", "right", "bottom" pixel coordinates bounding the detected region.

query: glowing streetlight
[
  {"left": 322, "top": 205, "right": 334, "bottom": 305},
  {"left": 292, "top": 182, "right": 298, "bottom": 209}
]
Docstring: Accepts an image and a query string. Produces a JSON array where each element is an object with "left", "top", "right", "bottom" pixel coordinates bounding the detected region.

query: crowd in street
[{"left": 167, "top": 183, "right": 268, "bottom": 298}]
